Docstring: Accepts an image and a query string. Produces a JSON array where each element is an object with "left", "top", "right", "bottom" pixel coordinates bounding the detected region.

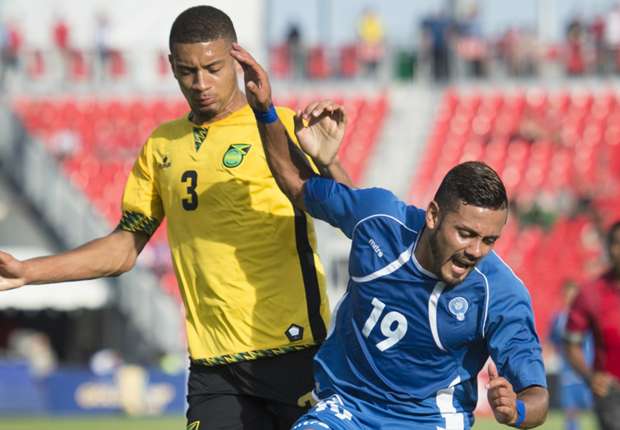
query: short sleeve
[
  {"left": 486, "top": 284, "right": 547, "bottom": 392},
  {"left": 303, "top": 176, "right": 404, "bottom": 238},
  {"left": 565, "top": 290, "right": 590, "bottom": 343},
  {"left": 118, "top": 139, "right": 164, "bottom": 236}
]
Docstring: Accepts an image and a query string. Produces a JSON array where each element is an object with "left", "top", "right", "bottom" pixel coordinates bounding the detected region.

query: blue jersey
[{"left": 303, "top": 177, "right": 547, "bottom": 429}]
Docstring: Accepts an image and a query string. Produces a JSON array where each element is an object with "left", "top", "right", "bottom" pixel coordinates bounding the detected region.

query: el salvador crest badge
[{"left": 448, "top": 297, "right": 469, "bottom": 321}]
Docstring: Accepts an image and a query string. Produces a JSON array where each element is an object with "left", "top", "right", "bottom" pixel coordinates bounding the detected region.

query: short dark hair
[
  {"left": 169, "top": 6, "right": 237, "bottom": 52},
  {"left": 434, "top": 161, "right": 508, "bottom": 212},
  {"left": 606, "top": 220, "right": 620, "bottom": 250}
]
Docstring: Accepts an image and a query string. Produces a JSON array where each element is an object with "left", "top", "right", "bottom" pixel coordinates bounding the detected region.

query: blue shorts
[
  {"left": 291, "top": 393, "right": 471, "bottom": 430},
  {"left": 561, "top": 383, "right": 592, "bottom": 410}
]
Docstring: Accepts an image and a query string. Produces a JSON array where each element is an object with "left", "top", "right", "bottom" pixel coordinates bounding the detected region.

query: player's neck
[
  {"left": 190, "top": 90, "right": 247, "bottom": 125},
  {"left": 414, "top": 228, "right": 437, "bottom": 276}
]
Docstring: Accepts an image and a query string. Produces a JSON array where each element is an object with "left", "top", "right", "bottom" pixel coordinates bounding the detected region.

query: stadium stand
[
  {"left": 12, "top": 94, "right": 388, "bottom": 302},
  {"left": 410, "top": 88, "right": 620, "bottom": 336}
]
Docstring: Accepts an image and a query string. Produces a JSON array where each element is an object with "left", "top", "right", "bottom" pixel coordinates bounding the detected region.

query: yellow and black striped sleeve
[{"left": 118, "top": 138, "right": 164, "bottom": 236}]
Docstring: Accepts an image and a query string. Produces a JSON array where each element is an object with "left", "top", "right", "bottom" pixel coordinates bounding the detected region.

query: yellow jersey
[{"left": 119, "top": 104, "right": 330, "bottom": 365}]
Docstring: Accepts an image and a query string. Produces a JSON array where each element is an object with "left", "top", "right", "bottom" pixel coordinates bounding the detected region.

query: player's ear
[{"left": 426, "top": 200, "right": 440, "bottom": 230}]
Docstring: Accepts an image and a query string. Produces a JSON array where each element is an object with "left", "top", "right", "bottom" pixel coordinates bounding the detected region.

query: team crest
[
  {"left": 448, "top": 297, "right": 469, "bottom": 321},
  {"left": 223, "top": 144, "right": 252, "bottom": 168}
]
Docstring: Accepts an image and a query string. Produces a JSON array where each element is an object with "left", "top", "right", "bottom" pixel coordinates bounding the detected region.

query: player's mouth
[
  {"left": 198, "top": 97, "right": 217, "bottom": 107},
  {"left": 450, "top": 256, "right": 473, "bottom": 277}
]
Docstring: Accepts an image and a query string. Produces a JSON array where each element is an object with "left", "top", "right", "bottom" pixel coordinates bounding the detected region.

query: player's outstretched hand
[
  {"left": 487, "top": 361, "right": 518, "bottom": 426},
  {"left": 294, "top": 101, "right": 347, "bottom": 168},
  {"left": 0, "top": 251, "right": 26, "bottom": 291},
  {"left": 230, "top": 43, "right": 272, "bottom": 113}
]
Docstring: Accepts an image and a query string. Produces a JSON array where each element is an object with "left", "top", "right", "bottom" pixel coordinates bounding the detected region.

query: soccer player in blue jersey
[{"left": 232, "top": 45, "right": 549, "bottom": 429}]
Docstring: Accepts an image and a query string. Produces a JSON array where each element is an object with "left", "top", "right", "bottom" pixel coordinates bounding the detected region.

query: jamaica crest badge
[{"left": 222, "top": 144, "right": 252, "bottom": 168}]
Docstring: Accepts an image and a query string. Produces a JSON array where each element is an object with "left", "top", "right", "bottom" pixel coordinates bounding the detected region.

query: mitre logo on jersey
[
  {"left": 222, "top": 144, "right": 252, "bottom": 168},
  {"left": 448, "top": 297, "right": 469, "bottom": 321}
]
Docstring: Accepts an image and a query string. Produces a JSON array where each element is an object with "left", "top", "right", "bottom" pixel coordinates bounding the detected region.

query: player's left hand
[
  {"left": 230, "top": 43, "right": 272, "bottom": 112},
  {"left": 486, "top": 361, "right": 519, "bottom": 426},
  {"left": 294, "top": 101, "right": 347, "bottom": 167}
]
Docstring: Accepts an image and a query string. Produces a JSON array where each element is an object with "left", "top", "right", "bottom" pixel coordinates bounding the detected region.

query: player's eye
[
  {"left": 483, "top": 237, "right": 498, "bottom": 246},
  {"left": 458, "top": 229, "right": 474, "bottom": 239}
]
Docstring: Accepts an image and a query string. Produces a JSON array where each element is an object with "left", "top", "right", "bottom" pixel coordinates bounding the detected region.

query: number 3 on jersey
[
  {"left": 362, "top": 297, "right": 407, "bottom": 351},
  {"left": 181, "top": 170, "right": 198, "bottom": 211}
]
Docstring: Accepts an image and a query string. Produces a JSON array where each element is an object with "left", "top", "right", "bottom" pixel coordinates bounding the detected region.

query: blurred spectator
[
  {"left": 566, "top": 221, "right": 620, "bottom": 430},
  {"left": 94, "top": 13, "right": 113, "bottom": 81},
  {"left": 565, "top": 18, "right": 586, "bottom": 76},
  {"left": 590, "top": 15, "right": 606, "bottom": 75},
  {"left": 456, "top": 4, "right": 486, "bottom": 78},
  {"left": 357, "top": 8, "right": 385, "bottom": 78},
  {"left": 1, "top": 20, "right": 22, "bottom": 87},
  {"left": 285, "top": 23, "right": 304, "bottom": 79},
  {"left": 421, "top": 10, "right": 453, "bottom": 82},
  {"left": 604, "top": 3, "right": 620, "bottom": 74},
  {"left": 52, "top": 16, "right": 71, "bottom": 80},
  {"left": 549, "top": 281, "right": 593, "bottom": 430},
  {"left": 497, "top": 27, "right": 539, "bottom": 77}
]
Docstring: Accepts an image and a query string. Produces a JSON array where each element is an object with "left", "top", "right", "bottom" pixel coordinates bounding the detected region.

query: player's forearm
[
  {"left": 565, "top": 341, "right": 592, "bottom": 382},
  {"left": 257, "top": 120, "right": 316, "bottom": 209},
  {"left": 515, "top": 386, "right": 548, "bottom": 428},
  {"left": 316, "top": 157, "right": 353, "bottom": 187},
  {"left": 23, "top": 229, "right": 143, "bottom": 285}
]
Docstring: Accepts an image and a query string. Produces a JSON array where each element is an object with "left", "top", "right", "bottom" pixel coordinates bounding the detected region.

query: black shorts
[
  {"left": 594, "top": 385, "right": 620, "bottom": 430},
  {"left": 186, "top": 346, "right": 319, "bottom": 430}
]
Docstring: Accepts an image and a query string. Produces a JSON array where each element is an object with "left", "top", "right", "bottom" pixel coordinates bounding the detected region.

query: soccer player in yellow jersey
[{"left": 0, "top": 6, "right": 352, "bottom": 429}]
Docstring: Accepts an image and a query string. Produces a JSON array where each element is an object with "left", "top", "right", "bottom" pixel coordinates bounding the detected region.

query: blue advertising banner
[{"left": 0, "top": 361, "right": 186, "bottom": 415}]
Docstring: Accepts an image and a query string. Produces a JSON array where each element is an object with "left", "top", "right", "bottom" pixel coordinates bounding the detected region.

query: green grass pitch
[{"left": 0, "top": 412, "right": 598, "bottom": 429}]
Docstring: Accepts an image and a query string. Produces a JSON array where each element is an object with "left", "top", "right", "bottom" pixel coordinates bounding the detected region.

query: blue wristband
[
  {"left": 514, "top": 400, "right": 526, "bottom": 428},
  {"left": 253, "top": 104, "right": 279, "bottom": 124}
]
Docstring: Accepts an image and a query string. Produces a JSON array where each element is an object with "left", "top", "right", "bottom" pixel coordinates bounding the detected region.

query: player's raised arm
[
  {"left": 0, "top": 229, "right": 149, "bottom": 291},
  {"left": 231, "top": 44, "right": 348, "bottom": 209}
]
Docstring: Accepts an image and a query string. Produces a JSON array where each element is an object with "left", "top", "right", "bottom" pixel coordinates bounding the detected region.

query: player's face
[
  {"left": 170, "top": 38, "right": 240, "bottom": 122},
  {"left": 427, "top": 201, "right": 507, "bottom": 285},
  {"left": 608, "top": 229, "right": 620, "bottom": 271}
]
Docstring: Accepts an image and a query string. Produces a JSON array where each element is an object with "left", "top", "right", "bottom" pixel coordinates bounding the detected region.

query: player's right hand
[
  {"left": 590, "top": 371, "right": 614, "bottom": 397},
  {"left": 230, "top": 43, "right": 272, "bottom": 113},
  {"left": 486, "top": 361, "right": 519, "bottom": 426},
  {"left": 0, "top": 251, "right": 26, "bottom": 291},
  {"left": 294, "top": 101, "right": 347, "bottom": 168}
]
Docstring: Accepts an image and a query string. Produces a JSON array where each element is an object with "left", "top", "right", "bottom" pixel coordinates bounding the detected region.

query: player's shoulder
[
  {"left": 274, "top": 105, "right": 297, "bottom": 129},
  {"left": 148, "top": 116, "right": 190, "bottom": 143},
  {"left": 475, "top": 251, "right": 530, "bottom": 302}
]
